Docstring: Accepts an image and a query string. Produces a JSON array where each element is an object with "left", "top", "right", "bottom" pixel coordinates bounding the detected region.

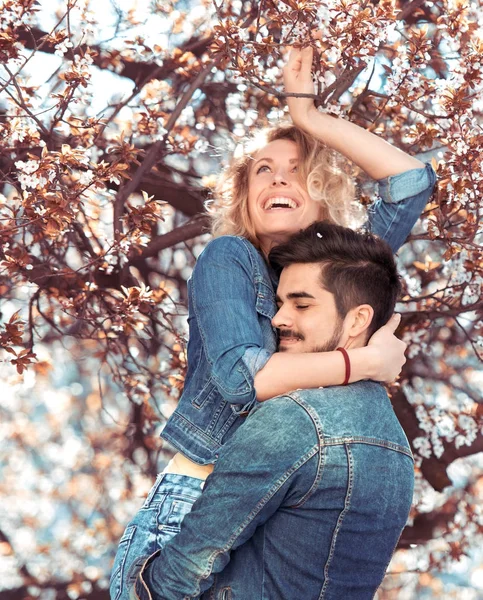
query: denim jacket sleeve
[
  {"left": 191, "top": 236, "right": 272, "bottom": 406},
  {"left": 366, "top": 163, "right": 437, "bottom": 253},
  {"left": 138, "top": 398, "right": 317, "bottom": 600}
]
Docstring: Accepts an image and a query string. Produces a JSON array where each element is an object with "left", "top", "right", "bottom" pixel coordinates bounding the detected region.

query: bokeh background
[{"left": 0, "top": 0, "right": 482, "bottom": 598}]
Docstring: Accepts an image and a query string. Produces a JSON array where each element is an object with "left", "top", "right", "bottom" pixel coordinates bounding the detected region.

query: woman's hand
[
  {"left": 365, "top": 314, "right": 407, "bottom": 383},
  {"left": 282, "top": 45, "right": 317, "bottom": 130}
]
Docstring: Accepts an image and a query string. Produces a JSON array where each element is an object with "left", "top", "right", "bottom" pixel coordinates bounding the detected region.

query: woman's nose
[{"left": 271, "top": 171, "right": 288, "bottom": 186}]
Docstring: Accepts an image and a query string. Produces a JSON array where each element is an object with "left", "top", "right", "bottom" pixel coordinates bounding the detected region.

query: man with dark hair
[
  {"left": 269, "top": 221, "right": 402, "bottom": 341},
  {"left": 132, "top": 222, "right": 414, "bottom": 600}
]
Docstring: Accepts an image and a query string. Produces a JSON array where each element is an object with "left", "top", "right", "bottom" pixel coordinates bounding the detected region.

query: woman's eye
[
  {"left": 296, "top": 305, "right": 309, "bottom": 310},
  {"left": 256, "top": 164, "right": 270, "bottom": 174},
  {"left": 291, "top": 166, "right": 298, "bottom": 173}
]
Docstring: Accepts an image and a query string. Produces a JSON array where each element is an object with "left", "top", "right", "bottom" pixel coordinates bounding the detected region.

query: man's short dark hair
[{"left": 269, "top": 222, "right": 401, "bottom": 338}]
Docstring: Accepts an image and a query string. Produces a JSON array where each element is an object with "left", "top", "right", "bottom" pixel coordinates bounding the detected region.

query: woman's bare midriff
[{"left": 163, "top": 452, "right": 214, "bottom": 480}]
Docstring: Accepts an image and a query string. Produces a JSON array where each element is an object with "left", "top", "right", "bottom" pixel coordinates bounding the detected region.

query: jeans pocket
[
  {"left": 156, "top": 494, "right": 197, "bottom": 550},
  {"left": 110, "top": 525, "right": 136, "bottom": 600}
]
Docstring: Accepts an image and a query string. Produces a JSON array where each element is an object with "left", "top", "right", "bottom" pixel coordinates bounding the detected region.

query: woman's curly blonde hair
[{"left": 208, "top": 123, "right": 363, "bottom": 249}]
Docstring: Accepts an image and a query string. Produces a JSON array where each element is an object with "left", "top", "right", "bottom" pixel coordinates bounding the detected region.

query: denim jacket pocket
[
  {"left": 255, "top": 279, "right": 276, "bottom": 319},
  {"left": 191, "top": 377, "right": 218, "bottom": 410}
]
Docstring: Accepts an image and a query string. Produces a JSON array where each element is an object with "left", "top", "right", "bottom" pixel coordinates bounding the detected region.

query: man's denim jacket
[
  {"left": 160, "top": 164, "right": 437, "bottom": 464},
  {"left": 135, "top": 382, "right": 415, "bottom": 600}
]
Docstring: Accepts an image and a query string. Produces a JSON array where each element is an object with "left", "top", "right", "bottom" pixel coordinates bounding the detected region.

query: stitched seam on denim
[
  {"left": 143, "top": 476, "right": 170, "bottom": 509},
  {"left": 220, "top": 587, "right": 232, "bottom": 600},
  {"left": 118, "top": 523, "right": 136, "bottom": 544},
  {"left": 192, "top": 238, "right": 256, "bottom": 396},
  {"left": 163, "top": 413, "right": 222, "bottom": 447},
  {"left": 388, "top": 163, "right": 435, "bottom": 203},
  {"left": 321, "top": 436, "right": 413, "bottom": 459},
  {"left": 380, "top": 200, "right": 401, "bottom": 244},
  {"left": 319, "top": 443, "right": 354, "bottom": 600},
  {"left": 207, "top": 395, "right": 229, "bottom": 435},
  {"left": 111, "top": 525, "right": 137, "bottom": 600},
  {"left": 126, "top": 554, "right": 150, "bottom": 588},
  {"left": 380, "top": 163, "right": 435, "bottom": 204},
  {"left": 191, "top": 377, "right": 216, "bottom": 410},
  {"left": 197, "top": 446, "right": 319, "bottom": 584},
  {"left": 210, "top": 398, "right": 238, "bottom": 436},
  {"left": 187, "top": 280, "right": 204, "bottom": 377},
  {"left": 241, "top": 347, "right": 272, "bottom": 382},
  {"left": 238, "top": 236, "right": 275, "bottom": 289},
  {"left": 238, "top": 237, "right": 277, "bottom": 301},
  {"left": 161, "top": 497, "right": 198, "bottom": 532},
  {"left": 255, "top": 297, "right": 276, "bottom": 319},
  {"left": 159, "top": 431, "right": 216, "bottom": 465},
  {"left": 216, "top": 410, "right": 239, "bottom": 439},
  {"left": 212, "top": 364, "right": 252, "bottom": 396},
  {"left": 372, "top": 453, "right": 414, "bottom": 590},
  {"left": 288, "top": 395, "right": 326, "bottom": 508}
]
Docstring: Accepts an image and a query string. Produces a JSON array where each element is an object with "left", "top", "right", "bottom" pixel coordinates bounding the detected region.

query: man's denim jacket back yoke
[{"left": 160, "top": 164, "right": 437, "bottom": 464}]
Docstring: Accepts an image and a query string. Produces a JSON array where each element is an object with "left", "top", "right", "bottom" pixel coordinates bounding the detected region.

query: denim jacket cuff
[
  {"left": 225, "top": 347, "right": 272, "bottom": 414},
  {"left": 242, "top": 347, "right": 272, "bottom": 378},
  {"left": 131, "top": 550, "right": 161, "bottom": 600},
  {"left": 377, "top": 163, "right": 436, "bottom": 204}
]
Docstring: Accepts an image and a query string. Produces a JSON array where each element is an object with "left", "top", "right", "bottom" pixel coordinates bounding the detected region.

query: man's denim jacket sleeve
[
  {"left": 367, "top": 163, "right": 437, "bottom": 253},
  {"left": 191, "top": 236, "right": 271, "bottom": 407},
  {"left": 136, "top": 397, "right": 317, "bottom": 600}
]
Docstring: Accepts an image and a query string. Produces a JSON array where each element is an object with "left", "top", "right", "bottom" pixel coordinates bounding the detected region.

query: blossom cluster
[{"left": 404, "top": 382, "right": 480, "bottom": 465}]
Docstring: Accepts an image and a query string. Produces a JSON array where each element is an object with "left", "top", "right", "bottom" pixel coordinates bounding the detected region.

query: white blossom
[
  {"left": 55, "top": 39, "right": 74, "bottom": 56},
  {"left": 413, "top": 436, "right": 432, "bottom": 458}
]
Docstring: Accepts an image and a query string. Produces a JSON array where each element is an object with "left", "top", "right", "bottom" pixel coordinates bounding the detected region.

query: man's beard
[
  {"left": 278, "top": 320, "right": 344, "bottom": 353},
  {"left": 311, "top": 322, "right": 343, "bottom": 353}
]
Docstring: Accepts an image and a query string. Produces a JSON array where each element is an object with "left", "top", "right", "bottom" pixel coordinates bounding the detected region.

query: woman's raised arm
[{"left": 283, "top": 46, "right": 424, "bottom": 179}]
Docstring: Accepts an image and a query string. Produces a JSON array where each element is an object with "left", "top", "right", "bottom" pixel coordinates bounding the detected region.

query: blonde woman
[{"left": 110, "top": 46, "right": 436, "bottom": 600}]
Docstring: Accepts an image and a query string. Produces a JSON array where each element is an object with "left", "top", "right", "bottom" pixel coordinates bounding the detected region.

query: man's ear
[{"left": 345, "top": 304, "right": 374, "bottom": 338}]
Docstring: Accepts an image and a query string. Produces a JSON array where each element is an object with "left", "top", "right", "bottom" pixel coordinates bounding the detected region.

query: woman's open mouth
[{"left": 263, "top": 196, "right": 299, "bottom": 211}]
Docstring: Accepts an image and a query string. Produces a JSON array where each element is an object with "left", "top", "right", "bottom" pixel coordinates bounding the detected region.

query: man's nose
[{"left": 272, "top": 307, "right": 292, "bottom": 328}]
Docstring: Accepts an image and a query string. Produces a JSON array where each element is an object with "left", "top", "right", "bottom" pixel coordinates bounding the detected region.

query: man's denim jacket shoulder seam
[{"left": 160, "top": 164, "right": 437, "bottom": 465}]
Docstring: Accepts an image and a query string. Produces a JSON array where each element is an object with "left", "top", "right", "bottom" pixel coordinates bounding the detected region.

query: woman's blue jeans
[{"left": 110, "top": 473, "right": 204, "bottom": 600}]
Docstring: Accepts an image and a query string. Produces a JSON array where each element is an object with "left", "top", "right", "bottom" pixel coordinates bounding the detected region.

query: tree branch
[
  {"left": 134, "top": 214, "right": 211, "bottom": 261},
  {"left": 112, "top": 56, "right": 222, "bottom": 221},
  {"left": 390, "top": 386, "right": 483, "bottom": 492},
  {"left": 15, "top": 27, "right": 213, "bottom": 84}
]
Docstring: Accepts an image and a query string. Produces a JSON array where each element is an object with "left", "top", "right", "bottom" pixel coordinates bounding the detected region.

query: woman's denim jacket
[{"left": 160, "top": 164, "right": 437, "bottom": 464}]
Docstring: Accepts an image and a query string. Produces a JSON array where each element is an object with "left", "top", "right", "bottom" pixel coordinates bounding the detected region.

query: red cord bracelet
[{"left": 336, "top": 347, "right": 350, "bottom": 385}]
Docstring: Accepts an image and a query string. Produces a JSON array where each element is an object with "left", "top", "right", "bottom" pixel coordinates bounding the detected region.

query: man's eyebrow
[{"left": 275, "top": 291, "right": 316, "bottom": 302}]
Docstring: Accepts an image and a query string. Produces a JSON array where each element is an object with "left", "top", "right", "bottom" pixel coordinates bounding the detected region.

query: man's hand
[
  {"left": 366, "top": 314, "right": 407, "bottom": 383},
  {"left": 282, "top": 45, "right": 317, "bottom": 129}
]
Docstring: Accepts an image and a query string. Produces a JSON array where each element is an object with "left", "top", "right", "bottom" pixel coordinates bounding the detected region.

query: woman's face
[{"left": 247, "top": 139, "right": 322, "bottom": 253}]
